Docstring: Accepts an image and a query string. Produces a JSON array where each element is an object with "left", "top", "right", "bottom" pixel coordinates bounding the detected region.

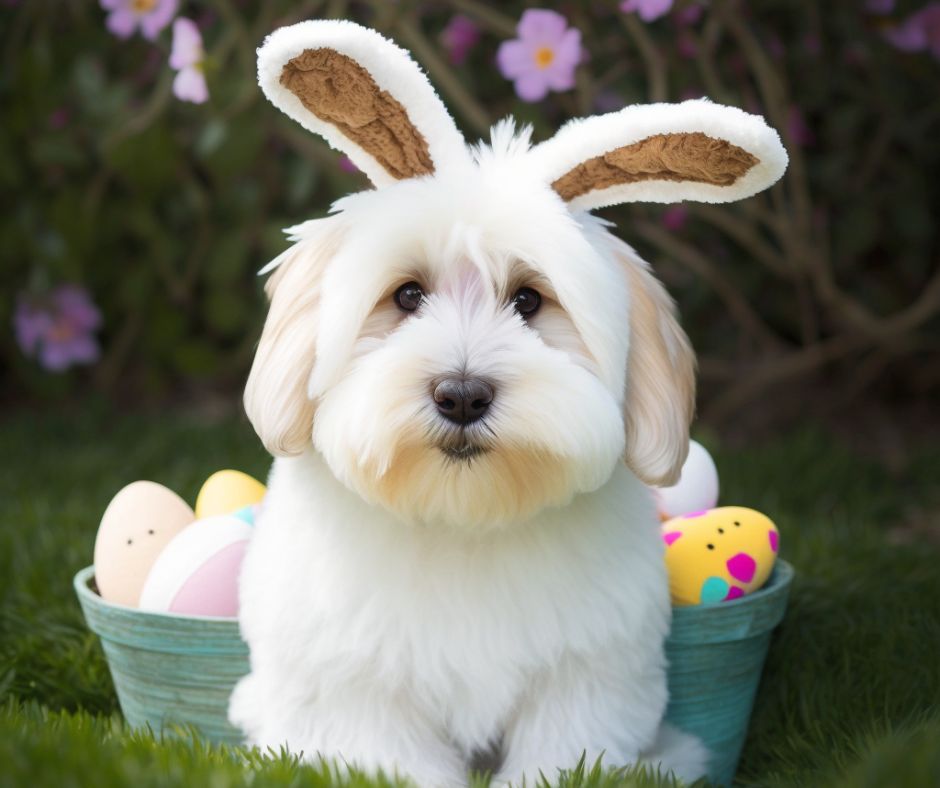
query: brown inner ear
[
  {"left": 280, "top": 48, "right": 434, "bottom": 180},
  {"left": 552, "top": 132, "right": 758, "bottom": 202}
]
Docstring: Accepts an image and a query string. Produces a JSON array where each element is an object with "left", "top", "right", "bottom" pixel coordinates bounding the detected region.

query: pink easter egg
[{"left": 138, "top": 515, "right": 252, "bottom": 617}]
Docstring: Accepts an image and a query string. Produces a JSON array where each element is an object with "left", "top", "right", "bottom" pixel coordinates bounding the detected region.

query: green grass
[{"left": 1, "top": 408, "right": 938, "bottom": 786}]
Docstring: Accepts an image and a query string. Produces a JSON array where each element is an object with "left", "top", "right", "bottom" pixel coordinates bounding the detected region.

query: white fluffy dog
[{"left": 230, "top": 20, "right": 786, "bottom": 787}]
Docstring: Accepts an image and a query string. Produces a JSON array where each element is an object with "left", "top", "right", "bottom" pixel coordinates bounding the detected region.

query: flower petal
[
  {"left": 140, "top": 0, "right": 178, "bottom": 41},
  {"left": 105, "top": 8, "right": 138, "bottom": 39},
  {"left": 497, "top": 39, "right": 535, "bottom": 80},
  {"left": 517, "top": 8, "right": 568, "bottom": 43},
  {"left": 441, "top": 14, "right": 480, "bottom": 65},
  {"left": 39, "top": 340, "right": 73, "bottom": 372},
  {"left": 173, "top": 67, "right": 209, "bottom": 104},
  {"left": 53, "top": 286, "right": 102, "bottom": 331},
  {"left": 13, "top": 303, "right": 53, "bottom": 356},
  {"left": 64, "top": 335, "right": 101, "bottom": 366},
  {"left": 544, "top": 63, "right": 576, "bottom": 92},
  {"left": 885, "top": 22, "right": 927, "bottom": 51},
  {"left": 170, "top": 17, "right": 203, "bottom": 70},
  {"left": 620, "top": 0, "right": 674, "bottom": 22},
  {"left": 553, "top": 27, "right": 582, "bottom": 68},
  {"left": 514, "top": 72, "right": 549, "bottom": 103}
]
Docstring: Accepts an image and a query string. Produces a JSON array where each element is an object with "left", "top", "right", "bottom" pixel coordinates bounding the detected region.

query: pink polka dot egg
[{"left": 661, "top": 506, "right": 779, "bottom": 606}]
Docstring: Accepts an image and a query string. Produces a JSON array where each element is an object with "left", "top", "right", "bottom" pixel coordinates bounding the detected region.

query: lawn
[{"left": 1, "top": 408, "right": 938, "bottom": 787}]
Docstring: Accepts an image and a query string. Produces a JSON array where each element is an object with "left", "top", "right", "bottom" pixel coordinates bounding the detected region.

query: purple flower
[
  {"left": 787, "top": 106, "right": 815, "bottom": 147},
  {"left": 866, "top": 0, "right": 895, "bottom": 14},
  {"left": 14, "top": 285, "right": 102, "bottom": 372},
  {"left": 661, "top": 205, "right": 689, "bottom": 231},
  {"left": 677, "top": 30, "right": 697, "bottom": 59},
  {"left": 497, "top": 9, "right": 581, "bottom": 102},
  {"left": 170, "top": 18, "right": 208, "bottom": 103},
  {"left": 100, "top": 0, "right": 177, "bottom": 41},
  {"left": 440, "top": 14, "right": 481, "bottom": 65},
  {"left": 885, "top": 3, "right": 940, "bottom": 58},
  {"left": 674, "top": 3, "right": 704, "bottom": 26},
  {"left": 620, "top": 0, "right": 674, "bottom": 22},
  {"left": 338, "top": 155, "right": 360, "bottom": 173}
]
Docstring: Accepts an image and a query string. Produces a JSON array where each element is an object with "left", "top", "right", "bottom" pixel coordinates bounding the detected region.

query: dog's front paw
[
  {"left": 640, "top": 723, "right": 709, "bottom": 784},
  {"left": 227, "top": 674, "right": 258, "bottom": 741}
]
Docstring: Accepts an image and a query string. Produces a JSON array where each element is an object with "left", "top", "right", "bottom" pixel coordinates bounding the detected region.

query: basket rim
[
  {"left": 74, "top": 565, "right": 240, "bottom": 624},
  {"left": 75, "top": 559, "right": 794, "bottom": 626},
  {"left": 668, "top": 558, "right": 794, "bottom": 643}
]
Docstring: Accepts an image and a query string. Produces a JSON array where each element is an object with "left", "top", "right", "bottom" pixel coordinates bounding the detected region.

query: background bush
[{"left": 3, "top": 0, "right": 938, "bottom": 428}]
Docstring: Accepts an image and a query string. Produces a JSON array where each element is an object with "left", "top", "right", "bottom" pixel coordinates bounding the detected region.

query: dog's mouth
[{"left": 439, "top": 442, "right": 487, "bottom": 462}]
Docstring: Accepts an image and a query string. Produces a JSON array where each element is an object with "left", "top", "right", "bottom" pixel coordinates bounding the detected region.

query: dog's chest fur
[{"left": 238, "top": 451, "right": 670, "bottom": 748}]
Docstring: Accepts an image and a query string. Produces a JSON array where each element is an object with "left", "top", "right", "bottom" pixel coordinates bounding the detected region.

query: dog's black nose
[{"left": 433, "top": 377, "right": 494, "bottom": 425}]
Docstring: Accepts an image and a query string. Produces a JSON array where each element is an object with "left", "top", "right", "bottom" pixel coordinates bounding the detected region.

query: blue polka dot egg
[{"left": 661, "top": 506, "right": 779, "bottom": 606}]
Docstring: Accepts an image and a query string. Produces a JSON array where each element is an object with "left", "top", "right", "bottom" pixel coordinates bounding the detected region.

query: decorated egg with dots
[
  {"left": 652, "top": 440, "right": 719, "bottom": 521},
  {"left": 138, "top": 514, "right": 252, "bottom": 617},
  {"left": 661, "top": 506, "right": 779, "bottom": 606},
  {"left": 94, "top": 481, "right": 195, "bottom": 608},
  {"left": 194, "top": 470, "right": 266, "bottom": 520}
]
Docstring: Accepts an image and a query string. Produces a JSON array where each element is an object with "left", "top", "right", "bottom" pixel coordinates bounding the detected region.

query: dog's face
[{"left": 245, "top": 21, "right": 787, "bottom": 528}]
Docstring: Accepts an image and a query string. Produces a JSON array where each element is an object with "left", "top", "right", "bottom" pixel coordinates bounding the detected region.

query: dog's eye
[
  {"left": 394, "top": 282, "right": 424, "bottom": 312},
  {"left": 511, "top": 287, "right": 541, "bottom": 319}
]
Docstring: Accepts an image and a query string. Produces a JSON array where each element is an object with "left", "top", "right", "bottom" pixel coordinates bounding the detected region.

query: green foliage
[
  {"left": 1, "top": 412, "right": 938, "bottom": 784},
  {"left": 2, "top": 1, "right": 938, "bottom": 413}
]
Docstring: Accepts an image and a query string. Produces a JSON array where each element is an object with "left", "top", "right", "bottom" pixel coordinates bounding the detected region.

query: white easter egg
[
  {"left": 653, "top": 440, "right": 720, "bottom": 519},
  {"left": 138, "top": 514, "right": 252, "bottom": 617},
  {"left": 94, "top": 481, "right": 195, "bottom": 608}
]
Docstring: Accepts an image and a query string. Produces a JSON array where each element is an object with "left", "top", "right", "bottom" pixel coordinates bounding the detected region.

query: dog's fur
[{"left": 230, "top": 20, "right": 786, "bottom": 786}]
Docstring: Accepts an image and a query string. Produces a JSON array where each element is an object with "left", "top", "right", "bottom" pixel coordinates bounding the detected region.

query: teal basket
[
  {"left": 664, "top": 560, "right": 793, "bottom": 785},
  {"left": 75, "top": 560, "right": 793, "bottom": 784}
]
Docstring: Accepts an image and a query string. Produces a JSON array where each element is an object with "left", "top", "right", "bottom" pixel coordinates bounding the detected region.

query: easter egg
[
  {"left": 653, "top": 440, "right": 719, "bottom": 520},
  {"left": 94, "top": 481, "right": 195, "bottom": 608},
  {"left": 194, "top": 470, "right": 266, "bottom": 519},
  {"left": 662, "top": 506, "right": 779, "bottom": 606},
  {"left": 138, "top": 514, "right": 252, "bottom": 617}
]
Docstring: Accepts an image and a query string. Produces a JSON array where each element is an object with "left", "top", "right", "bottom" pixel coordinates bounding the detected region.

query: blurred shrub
[{"left": 1, "top": 0, "right": 937, "bottom": 420}]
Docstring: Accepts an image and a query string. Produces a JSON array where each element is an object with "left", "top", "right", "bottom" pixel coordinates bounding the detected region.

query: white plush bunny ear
[
  {"left": 257, "top": 20, "right": 470, "bottom": 187},
  {"left": 529, "top": 99, "right": 788, "bottom": 211}
]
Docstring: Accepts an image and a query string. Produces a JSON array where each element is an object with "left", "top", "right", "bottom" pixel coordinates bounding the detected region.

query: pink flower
[
  {"left": 14, "top": 285, "right": 102, "bottom": 372},
  {"left": 620, "top": 0, "right": 673, "bottom": 22},
  {"left": 440, "top": 14, "right": 481, "bottom": 65},
  {"left": 497, "top": 9, "right": 581, "bottom": 102},
  {"left": 885, "top": 3, "right": 940, "bottom": 58},
  {"left": 100, "top": 0, "right": 177, "bottom": 41},
  {"left": 661, "top": 205, "right": 688, "bottom": 232},
  {"left": 170, "top": 18, "right": 208, "bottom": 103}
]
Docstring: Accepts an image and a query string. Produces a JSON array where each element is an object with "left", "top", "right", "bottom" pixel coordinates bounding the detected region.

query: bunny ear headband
[{"left": 257, "top": 19, "right": 787, "bottom": 211}]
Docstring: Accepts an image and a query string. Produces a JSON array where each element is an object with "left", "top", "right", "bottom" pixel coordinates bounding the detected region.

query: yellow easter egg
[
  {"left": 661, "top": 506, "right": 779, "bottom": 606},
  {"left": 194, "top": 470, "right": 266, "bottom": 519}
]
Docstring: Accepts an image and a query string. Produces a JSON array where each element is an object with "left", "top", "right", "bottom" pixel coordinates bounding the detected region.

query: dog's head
[{"left": 245, "top": 21, "right": 787, "bottom": 528}]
